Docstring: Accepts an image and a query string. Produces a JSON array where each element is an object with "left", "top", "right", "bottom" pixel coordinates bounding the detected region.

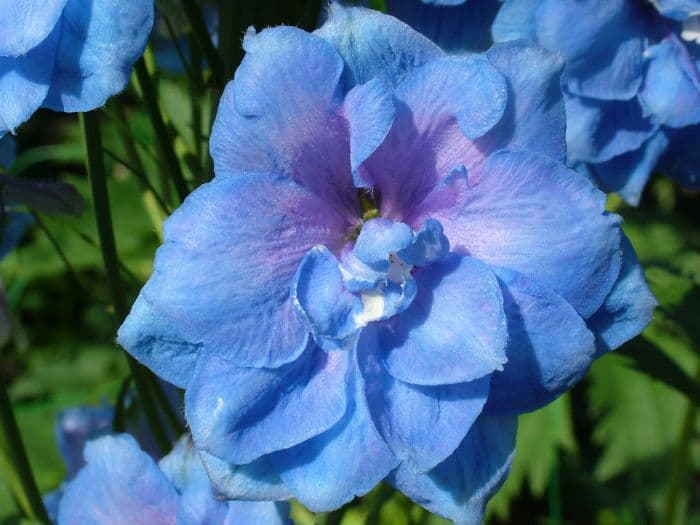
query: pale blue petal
[
  {"left": 391, "top": 414, "right": 517, "bottom": 525},
  {"left": 486, "top": 267, "right": 596, "bottom": 415},
  {"left": 354, "top": 218, "right": 413, "bottom": 270},
  {"left": 652, "top": 0, "right": 700, "bottom": 20},
  {"left": 0, "top": 0, "right": 67, "bottom": 56},
  {"left": 492, "top": 0, "right": 541, "bottom": 42},
  {"left": 223, "top": 502, "right": 291, "bottom": 525},
  {"left": 381, "top": 254, "right": 507, "bottom": 386}
]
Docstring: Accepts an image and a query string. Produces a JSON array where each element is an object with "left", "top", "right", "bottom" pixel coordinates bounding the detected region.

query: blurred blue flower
[
  {"left": 0, "top": 0, "right": 153, "bottom": 137},
  {"left": 493, "top": 0, "right": 700, "bottom": 204},
  {"left": 119, "top": 5, "right": 656, "bottom": 523},
  {"left": 56, "top": 434, "right": 291, "bottom": 525}
]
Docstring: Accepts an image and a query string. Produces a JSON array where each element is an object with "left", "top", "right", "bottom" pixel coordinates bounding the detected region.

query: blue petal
[
  {"left": 652, "top": 0, "right": 700, "bottom": 20},
  {"left": 339, "top": 245, "right": 386, "bottom": 293},
  {"left": 0, "top": 211, "right": 34, "bottom": 260},
  {"left": 365, "top": 55, "right": 507, "bottom": 218},
  {"left": 536, "top": 0, "right": 647, "bottom": 100},
  {"left": 275, "top": 363, "right": 398, "bottom": 512},
  {"left": 315, "top": 4, "right": 443, "bottom": 88},
  {"left": 565, "top": 92, "right": 658, "bottom": 164},
  {"left": 343, "top": 78, "right": 395, "bottom": 189},
  {"left": 0, "top": 29, "right": 58, "bottom": 135},
  {"left": 386, "top": 0, "right": 500, "bottom": 53},
  {"left": 390, "top": 414, "right": 517, "bottom": 525},
  {"left": 485, "top": 267, "right": 596, "bottom": 415},
  {"left": 484, "top": 40, "right": 567, "bottom": 163},
  {"left": 587, "top": 235, "right": 657, "bottom": 357},
  {"left": 55, "top": 405, "right": 113, "bottom": 478},
  {"left": 186, "top": 343, "right": 350, "bottom": 465},
  {"left": 125, "top": 174, "right": 350, "bottom": 369},
  {"left": 223, "top": 501, "right": 292, "bottom": 525},
  {"left": 198, "top": 450, "right": 293, "bottom": 502},
  {"left": 660, "top": 124, "right": 700, "bottom": 188},
  {"left": 118, "top": 294, "right": 200, "bottom": 389},
  {"left": 397, "top": 219, "right": 450, "bottom": 267},
  {"left": 354, "top": 218, "right": 414, "bottom": 271},
  {"left": 413, "top": 150, "right": 622, "bottom": 318},
  {"left": 359, "top": 328, "right": 490, "bottom": 472},
  {"left": 591, "top": 131, "right": 670, "bottom": 205},
  {"left": 291, "top": 245, "right": 362, "bottom": 350},
  {"left": 57, "top": 434, "right": 178, "bottom": 525},
  {"left": 639, "top": 35, "right": 700, "bottom": 128},
  {"left": 492, "top": 0, "right": 541, "bottom": 42},
  {"left": 210, "top": 26, "right": 358, "bottom": 218},
  {"left": 381, "top": 253, "right": 507, "bottom": 386},
  {"left": 43, "top": 0, "right": 153, "bottom": 112},
  {"left": 0, "top": 0, "right": 67, "bottom": 57}
]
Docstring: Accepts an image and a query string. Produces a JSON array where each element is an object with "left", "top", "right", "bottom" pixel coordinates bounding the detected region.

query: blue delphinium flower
[
  {"left": 57, "top": 433, "right": 291, "bottom": 525},
  {"left": 385, "top": 0, "right": 501, "bottom": 53},
  {"left": 118, "top": 5, "right": 656, "bottom": 523},
  {"left": 0, "top": 0, "right": 153, "bottom": 137},
  {"left": 493, "top": 0, "right": 700, "bottom": 204}
]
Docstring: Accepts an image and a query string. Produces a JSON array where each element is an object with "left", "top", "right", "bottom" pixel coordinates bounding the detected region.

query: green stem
[
  {"left": 182, "top": 0, "right": 225, "bottom": 86},
  {"left": 0, "top": 375, "right": 49, "bottom": 523},
  {"left": 80, "top": 111, "right": 172, "bottom": 455},
  {"left": 134, "top": 59, "right": 189, "bottom": 202}
]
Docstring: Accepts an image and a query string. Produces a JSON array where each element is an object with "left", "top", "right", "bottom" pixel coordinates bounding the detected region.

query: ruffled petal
[
  {"left": 275, "top": 364, "right": 398, "bottom": 512},
  {"left": 587, "top": 235, "right": 657, "bottom": 356},
  {"left": 315, "top": 4, "right": 442, "bottom": 88},
  {"left": 0, "top": 0, "right": 67, "bottom": 57},
  {"left": 359, "top": 329, "right": 490, "bottom": 472},
  {"left": 536, "top": 0, "right": 647, "bottom": 100},
  {"left": 43, "top": 0, "right": 153, "bottom": 112},
  {"left": 123, "top": 174, "right": 349, "bottom": 369},
  {"left": 486, "top": 267, "right": 596, "bottom": 415},
  {"left": 492, "top": 0, "right": 542, "bottom": 42},
  {"left": 390, "top": 414, "right": 517, "bottom": 525},
  {"left": 0, "top": 29, "right": 58, "bottom": 135},
  {"left": 413, "top": 150, "right": 622, "bottom": 318},
  {"left": 209, "top": 26, "right": 358, "bottom": 218},
  {"left": 639, "top": 35, "right": 700, "bottom": 128},
  {"left": 186, "top": 342, "right": 350, "bottom": 465},
  {"left": 57, "top": 435, "right": 178, "bottom": 525},
  {"left": 380, "top": 253, "right": 507, "bottom": 386},
  {"left": 386, "top": 0, "right": 500, "bottom": 53}
]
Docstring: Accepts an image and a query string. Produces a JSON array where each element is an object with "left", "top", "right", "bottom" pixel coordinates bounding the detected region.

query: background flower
[
  {"left": 118, "top": 5, "right": 656, "bottom": 524},
  {"left": 0, "top": 0, "right": 153, "bottom": 137}
]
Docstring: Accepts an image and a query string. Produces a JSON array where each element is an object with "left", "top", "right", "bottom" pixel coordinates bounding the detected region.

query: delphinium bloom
[
  {"left": 493, "top": 0, "right": 700, "bottom": 204},
  {"left": 119, "top": 5, "right": 656, "bottom": 523},
  {"left": 0, "top": 0, "right": 153, "bottom": 136},
  {"left": 385, "top": 0, "right": 501, "bottom": 53},
  {"left": 56, "top": 433, "right": 291, "bottom": 525}
]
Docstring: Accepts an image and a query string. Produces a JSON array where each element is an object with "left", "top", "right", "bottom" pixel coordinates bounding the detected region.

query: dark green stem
[
  {"left": 0, "top": 375, "right": 49, "bottom": 523},
  {"left": 134, "top": 59, "right": 189, "bottom": 202},
  {"left": 182, "top": 0, "right": 225, "bottom": 86},
  {"left": 80, "top": 111, "right": 172, "bottom": 455}
]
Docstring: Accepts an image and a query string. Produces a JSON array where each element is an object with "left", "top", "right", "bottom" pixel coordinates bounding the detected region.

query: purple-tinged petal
[
  {"left": 186, "top": 342, "right": 350, "bottom": 465},
  {"left": 57, "top": 435, "right": 178, "bottom": 525},
  {"left": 484, "top": 40, "right": 567, "bottom": 163},
  {"left": 43, "top": 0, "right": 153, "bottom": 112},
  {"left": 315, "top": 4, "right": 443, "bottom": 88},
  {"left": 565, "top": 93, "right": 658, "bottom": 164},
  {"left": 210, "top": 26, "right": 358, "bottom": 218},
  {"left": 275, "top": 364, "right": 398, "bottom": 512},
  {"left": 0, "top": 29, "right": 58, "bottom": 135},
  {"left": 55, "top": 405, "right": 113, "bottom": 478},
  {"left": 592, "top": 131, "right": 670, "bottom": 205},
  {"left": 413, "top": 150, "right": 622, "bottom": 318},
  {"left": 0, "top": 0, "right": 67, "bottom": 57},
  {"left": 536, "top": 0, "right": 647, "bottom": 100},
  {"left": 198, "top": 451, "right": 293, "bottom": 502},
  {"left": 122, "top": 174, "right": 350, "bottom": 369},
  {"left": 486, "top": 267, "right": 596, "bottom": 415},
  {"left": 365, "top": 55, "right": 507, "bottom": 219},
  {"left": 386, "top": 0, "right": 500, "bottom": 53},
  {"left": 343, "top": 78, "right": 395, "bottom": 189},
  {"left": 639, "top": 35, "right": 700, "bottom": 128},
  {"left": 390, "top": 414, "right": 517, "bottom": 525},
  {"left": 492, "top": 0, "right": 541, "bottom": 42},
  {"left": 359, "top": 329, "right": 490, "bottom": 472},
  {"left": 381, "top": 253, "right": 507, "bottom": 386},
  {"left": 587, "top": 235, "right": 657, "bottom": 357}
]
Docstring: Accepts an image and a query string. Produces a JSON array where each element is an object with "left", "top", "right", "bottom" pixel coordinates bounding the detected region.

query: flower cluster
[
  {"left": 118, "top": 5, "right": 656, "bottom": 523},
  {"left": 493, "top": 0, "right": 700, "bottom": 203},
  {"left": 0, "top": 0, "right": 153, "bottom": 136}
]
